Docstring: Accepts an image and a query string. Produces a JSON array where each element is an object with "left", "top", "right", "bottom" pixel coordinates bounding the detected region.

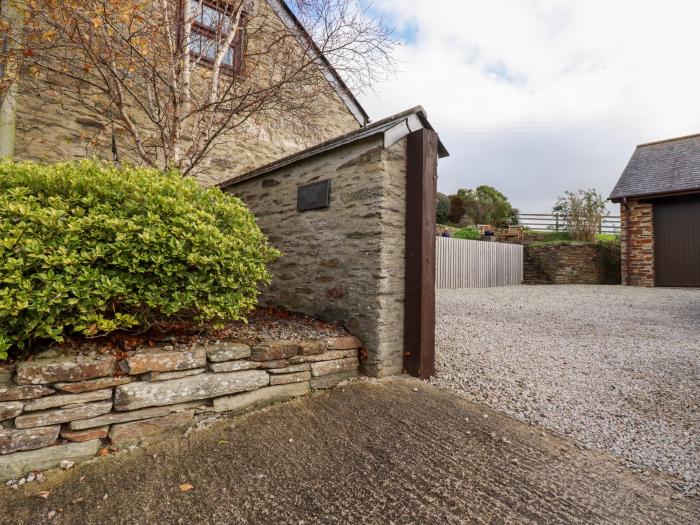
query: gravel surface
[{"left": 432, "top": 285, "right": 700, "bottom": 496}]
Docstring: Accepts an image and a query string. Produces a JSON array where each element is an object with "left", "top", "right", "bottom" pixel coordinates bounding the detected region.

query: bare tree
[{"left": 0, "top": 0, "right": 394, "bottom": 175}]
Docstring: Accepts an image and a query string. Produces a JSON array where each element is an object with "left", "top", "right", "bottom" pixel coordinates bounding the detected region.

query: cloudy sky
[{"left": 358, "top": 0, "right": 700, "bottom": 214}]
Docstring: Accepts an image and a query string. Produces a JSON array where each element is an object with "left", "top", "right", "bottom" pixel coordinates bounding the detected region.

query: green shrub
[
  {"left": 0, "top": 160, "right": 280, "bottom": 359},
  {"left": 453, "top": 226, "right": 481, "bottom": 240}
]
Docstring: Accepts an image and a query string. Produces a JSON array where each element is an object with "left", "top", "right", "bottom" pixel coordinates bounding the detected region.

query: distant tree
[
  {"left": 452, "top": 185, "right": 518, "bottom": 227},
  {"left": 448, "top": 195, "right": 466, "bottom": 224},
  {"left": 436, "top": 192, "right": 450, "bottom": 224},
  {"left": 553, "top": 189, "right": 607, "bottom": 242}
]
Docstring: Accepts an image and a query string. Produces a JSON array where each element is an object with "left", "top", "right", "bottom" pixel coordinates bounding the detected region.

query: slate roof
[
  {"left": 218, "top": 106, "right": 449, "bottom": 189},
  {"left": 609, "top": 133, "right": 700, "bottom": 201}
]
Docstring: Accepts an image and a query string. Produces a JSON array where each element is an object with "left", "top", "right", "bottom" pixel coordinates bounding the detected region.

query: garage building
[{"left": 610, "top": 133, "right": 700, "bottom": 287}]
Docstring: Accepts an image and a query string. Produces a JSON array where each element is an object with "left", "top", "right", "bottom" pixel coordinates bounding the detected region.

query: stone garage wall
[
  {"left": 620, "top": 201, "right": 655, "bottom": 286},
  {"left": 0, "top": 337, "right": 361, "bottom": 482},
  {"left": 523, "top": 242, "right": 621, "bottom": 285},
  {"left": 225, "top": 136, "right": 408, "bottom": 378}
]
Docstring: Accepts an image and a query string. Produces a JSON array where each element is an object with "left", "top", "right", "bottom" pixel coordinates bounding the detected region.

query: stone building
[
  {"left": 0, "top": 0, "right": 368, "bottom": 186},
  {"left": 610, "top": 134, "right": 700, "bottom": 287}
]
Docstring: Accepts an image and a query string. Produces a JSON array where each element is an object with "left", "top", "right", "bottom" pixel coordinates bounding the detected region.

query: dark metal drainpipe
[{"left": 623, "top": 198, "right": 631, "bottom": 286}]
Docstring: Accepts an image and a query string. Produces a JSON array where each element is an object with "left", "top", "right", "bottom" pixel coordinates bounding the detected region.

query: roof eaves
[
  {"left": 267, "top": 0, "right": 370, "bottom": 126},
  {"left": 217, "top": 106, "right": 448, "bottom": 190}
]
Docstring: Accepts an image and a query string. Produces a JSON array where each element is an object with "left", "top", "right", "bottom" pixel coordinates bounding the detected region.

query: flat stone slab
[
  {"left": 250, "top": 340, "right": 298, "bottom": 362},
  {"left": 14, "top": 400, "right": 113, "bottom": 429},
  {"left": 114, "top": 371, "right": 269, "bottom": 411},
  {"left": 0, "top": 427, "right": 60, "bottom": 455},
  {"left": 310, "top": 357, "right": 359, "bottom": 378},
  {"left": 206, "top": 343, "right": 251, "bottom": 362},
  {"left": 0, "top": 385, "right": 55, "bottom": 402},
  {"left": 69, "top": 401, "right": 200, "bottom": 430},
  {"left": 208, "top": 361, "right": 260, "bottom": 373},
  {"left": 267, "top": 363, "right": 310, "bottom": 375},
  {"left": 109, "top": 410, "right": 195, "bottom": 450},
  {"left": 0, "top": 401, "right": 23, "bottom": 422},
  {"left": 0, "top": 439, "right": 100, "bottom": 481},
  {"left": 310, "top": 370, "right": 358, "bottom": 390},
  {"left": 289, "top": 349, "right": 358, "bottom": 364},
  {"left": 23, "top": 388, "right": 113, "bottom": 412},
  {"left": 141, "top": 368, "right": 205, "bottom": 382},
  {"left": 54, "top": 376, "right": 133, "bottom": 394},
  {"left": 0, "top": 367, "right": 12, "bottom": 385},
  {"left": 298, "top": 340, "right": 327, "bottom": 356},
  {"left": 257, "top": 359, "right": 289, "bottom": 369},
  {"left": 60, "top": 426, "right": 109, "bottom": 442},
  {"left": 15, "top": 356, "right": 115, "bottom": 385},
  {"left": 325, "top": 336, "right": 362, "bottom": 350},
  {"left": 121, "top": 347, "right": 206, "bottom": 375},
  {"left": 269, "top": 371, "right": 311, "bottom": 386},
  {"left": 213, "top": 382, "right": 310, "bottom": 415}
]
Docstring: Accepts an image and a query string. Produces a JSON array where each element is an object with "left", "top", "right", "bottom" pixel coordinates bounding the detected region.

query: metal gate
[{"left": 654, "top": 196, "right": 700, "bottom": 287}]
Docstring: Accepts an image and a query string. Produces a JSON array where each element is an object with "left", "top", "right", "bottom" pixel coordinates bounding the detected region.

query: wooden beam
[{"left": 403, "top": 128, "right": 438, "bottom": 379}]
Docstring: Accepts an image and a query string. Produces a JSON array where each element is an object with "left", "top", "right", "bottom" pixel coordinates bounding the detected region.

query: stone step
[
  {"left": 114, "top": 371, "right": 269, "bottom": 411},
  {"left": 0, "top": 439, "right": 101, "bottom": 482}
]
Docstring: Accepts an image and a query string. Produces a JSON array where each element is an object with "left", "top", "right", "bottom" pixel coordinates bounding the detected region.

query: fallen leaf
[
  {"left": 72, "top": 497, "right": 83, "bottom": 504},
  {"left": 38, "top": 491, "right": 50, "bottom": 499},
  {"left": 179, "top": 483, "right": 195, "bottom": 493},
  {"left": 217, "top": 439, "right": 229, "bottom": 445},
  {"left": 98, "top": 447, "right": 109, "bottom": 457}
]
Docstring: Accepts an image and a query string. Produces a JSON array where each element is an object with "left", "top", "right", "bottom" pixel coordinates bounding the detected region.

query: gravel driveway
[{"left": 433, "top": 285, "right": 700, "bottom": 496}]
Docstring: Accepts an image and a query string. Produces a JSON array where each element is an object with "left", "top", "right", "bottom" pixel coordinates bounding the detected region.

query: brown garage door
[{"left": 654, "top": 196, "right": 700, "bottom": 287}]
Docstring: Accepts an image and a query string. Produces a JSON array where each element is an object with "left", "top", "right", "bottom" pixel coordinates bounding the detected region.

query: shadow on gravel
[{"left": 1, "top": 377, "right": 698, "bottom": 525}]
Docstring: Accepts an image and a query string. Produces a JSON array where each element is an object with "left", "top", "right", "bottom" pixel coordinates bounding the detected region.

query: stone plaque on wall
[{"left": 297, "top": 180, "right": 330, "bottom": 211}]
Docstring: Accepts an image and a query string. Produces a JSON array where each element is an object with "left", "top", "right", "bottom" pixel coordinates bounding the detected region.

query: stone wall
[
  {"left": 0, "top": 336, "right": 361, "bottom": 482},
  {"left": 523, "top": 243, "right": 621, "bottom": 285},
  {"left": 226, "top": 137, "right": 408, "bottom": 378},
  {"left": 10, "top": 0, "right": 361, "bottom": 187},
  {"left": 620, "top": 201, "right": 655, "bottom": 286}
]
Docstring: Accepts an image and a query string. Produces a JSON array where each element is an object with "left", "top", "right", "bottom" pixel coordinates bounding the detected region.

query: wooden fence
[{"left": 436, "top": 237, "right": 523, "bottom": 289}]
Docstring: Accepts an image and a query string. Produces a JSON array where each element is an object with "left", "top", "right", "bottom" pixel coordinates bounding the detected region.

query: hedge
[{"left": 0, "top": 160, "right": 280, "bottom": 359}]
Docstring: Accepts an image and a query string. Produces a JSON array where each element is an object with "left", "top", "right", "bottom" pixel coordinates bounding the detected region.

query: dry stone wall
[
  {"left": 225, "top": 137, "right": 408, "bottom": 378},
  {"left": 523, "top": 243, "right": 621, "bottom": 285},
  {"left": 0, "top": 336, "right": 361, "bottom": 483},
  {"left": 620, "top": 201, "right": 655, "bottom": 286}
]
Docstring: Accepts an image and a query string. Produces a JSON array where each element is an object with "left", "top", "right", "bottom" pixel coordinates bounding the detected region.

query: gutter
[{"left": 623, "top": 197, "right": 631, "bottom": 286}]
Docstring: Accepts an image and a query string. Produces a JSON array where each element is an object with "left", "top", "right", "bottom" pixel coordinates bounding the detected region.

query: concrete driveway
[
  {"left": 1, "top": 377, "right": 697, "bottom": 524},
  {"left": 434, "top": 285, "right": 700, "bottom": 496}
]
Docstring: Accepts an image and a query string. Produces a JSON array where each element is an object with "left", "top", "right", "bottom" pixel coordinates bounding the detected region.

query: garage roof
[{"left": 610, "top": 133, "right": 700, "bottom": 201}]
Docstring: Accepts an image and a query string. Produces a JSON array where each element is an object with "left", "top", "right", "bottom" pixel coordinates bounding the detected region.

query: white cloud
[{"left": 360, "top": 0, "right": 700, "bottom": 211}]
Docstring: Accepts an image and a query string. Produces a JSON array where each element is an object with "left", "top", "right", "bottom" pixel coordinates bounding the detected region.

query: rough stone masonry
[
  {"left": 0, "top": 336, "right": 362, "bottom": 482},
  {"left": 225, "top": 137, "right": 408, "bottom": 378}
]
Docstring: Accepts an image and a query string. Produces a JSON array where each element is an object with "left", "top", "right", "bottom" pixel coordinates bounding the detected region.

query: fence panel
[{"left": 436, "top": 237, "right": 523, "bottom": 289}]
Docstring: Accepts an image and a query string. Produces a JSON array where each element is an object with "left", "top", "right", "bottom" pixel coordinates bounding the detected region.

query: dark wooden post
[{"left": 403, "top": 128, "right": 438, "bottom": 379}]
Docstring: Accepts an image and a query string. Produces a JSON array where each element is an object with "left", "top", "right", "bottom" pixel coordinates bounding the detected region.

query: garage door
[{"left": 654, "top": 196, "right": 700, "bottom": 287}]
